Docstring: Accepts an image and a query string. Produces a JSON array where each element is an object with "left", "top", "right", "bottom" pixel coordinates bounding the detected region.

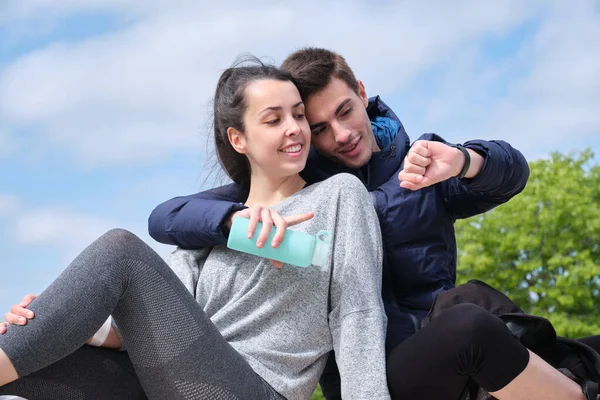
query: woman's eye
[
  {"left": 266, "top": 119, "right": 280, "bottom": 125},
  {"left": 294, "top": 113, "right": 305, "bottom": 119}
]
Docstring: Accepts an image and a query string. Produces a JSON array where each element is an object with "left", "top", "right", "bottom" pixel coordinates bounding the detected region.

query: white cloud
[
  {"left": 15, "top": 208, "right": 119, "bottom": 254},
  {"left": 478, "top": 1, "right": 600, "bottom": 159},
  {"left": 0, "top": 129, "right": 17, "bottom": 157},
  {"left": 0, "top": 0, "right": 135, "bottom": 25},
  {"left": 394, "top": 0, "right": 600, "bottom": 162},
  {"left": 0, "top": 0, "right": 548, "bottom": 168},
  {"left": 13, "top": 207, "right": 172, "bottom": 262},
  {"left": 0, "top": 194, "right": 21, "bottom": 217}
]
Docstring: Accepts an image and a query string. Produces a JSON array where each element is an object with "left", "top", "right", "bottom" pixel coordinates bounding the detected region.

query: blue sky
[{"left": 1, "top": 0, "right": 599, "bottom": 314}]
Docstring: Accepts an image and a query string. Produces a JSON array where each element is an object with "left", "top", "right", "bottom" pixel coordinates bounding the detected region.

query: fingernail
[
  {"left": 247, "top": 232, "right": 253, "bottom": 238},
  {"left": 19, "top": 317, "right": 26, "bottom": 324},
  {"left": 27, "top": 312, "right": 34, "bottom": 318},
  {"left": 271, "top": 240, "right": 280, "bottom": 248},
  {"left": 256, "top": 241, "right": 264, "bottom": 248}
]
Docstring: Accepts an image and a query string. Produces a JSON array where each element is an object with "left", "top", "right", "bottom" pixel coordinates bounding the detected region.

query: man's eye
[
  {"left": 341, "top": 108, "right": 352, "bottom": 117},
  {"left": 311, "top": 128, "right": 324, "bottom": 136}
]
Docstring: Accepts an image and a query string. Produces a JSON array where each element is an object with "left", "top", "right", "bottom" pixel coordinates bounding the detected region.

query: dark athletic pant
[
  {"left": 322, "top": 303, "right": 529, "bottom": 400},
  {"left": 321, "top": 303, "right": 600, "bottom": 400},
  {"left": 0, "top": 229, "right": 282, "bottom": 400}
]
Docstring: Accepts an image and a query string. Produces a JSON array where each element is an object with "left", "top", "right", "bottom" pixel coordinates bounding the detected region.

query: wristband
[
  {"left": 88, "top": 316, "right": 112, "bottom": 346},
  {"left": 451, "top": 144, "right": 471, "bottom": 179}
]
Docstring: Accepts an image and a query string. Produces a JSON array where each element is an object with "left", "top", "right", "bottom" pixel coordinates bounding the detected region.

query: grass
[{"left": 311, "top": 384, "right": 325, "bottom": 400}]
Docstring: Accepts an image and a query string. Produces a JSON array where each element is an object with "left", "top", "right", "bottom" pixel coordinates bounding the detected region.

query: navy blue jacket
[{"left": 148, "top": 97, "right": 530, "bottom": 352}]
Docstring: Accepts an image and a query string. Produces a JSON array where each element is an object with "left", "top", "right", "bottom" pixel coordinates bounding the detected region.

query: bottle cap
[{"left": 311, "top": 230, "right": 332, "bottom": 267}]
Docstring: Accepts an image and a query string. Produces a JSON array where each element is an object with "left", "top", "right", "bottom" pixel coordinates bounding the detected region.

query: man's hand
[
  {"left": 1, "top": 294, "right": 37, "bottom": 334},
  {"left": 399, "top": 140, "right": 483, "bottom": 190},
  {"left": 225, "top": 207, "right": 314, "bottom": 268}
]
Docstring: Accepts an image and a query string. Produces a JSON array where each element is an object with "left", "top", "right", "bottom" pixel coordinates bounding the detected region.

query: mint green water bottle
[{"left": 227, "top": 216, "right": 332, "bottom": 267}]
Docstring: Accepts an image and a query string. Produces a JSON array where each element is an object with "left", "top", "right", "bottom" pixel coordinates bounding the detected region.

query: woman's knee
[
  {"left": 91, "top": 228, "right": 161, "bottom": 276},
  {"left": 100, "top": 228, "right": 143, "bottom": 248},
  {"left": 96, "top": 229, "right": 156, "bottom": 260}
]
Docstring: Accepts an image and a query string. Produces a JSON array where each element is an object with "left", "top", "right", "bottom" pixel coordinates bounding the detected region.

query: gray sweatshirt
[{"left": 169, "top": 173, "right": 390, "bottom": 400}]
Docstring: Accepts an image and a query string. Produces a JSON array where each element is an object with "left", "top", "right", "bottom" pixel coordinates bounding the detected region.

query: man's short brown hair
[{"left": 281, "top": 47, "right": 359, "bottom": 100}]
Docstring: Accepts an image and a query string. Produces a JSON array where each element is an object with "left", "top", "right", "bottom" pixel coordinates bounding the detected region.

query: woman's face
[{"left": 231, "top": 79, "right": 310, "bottom": 180}]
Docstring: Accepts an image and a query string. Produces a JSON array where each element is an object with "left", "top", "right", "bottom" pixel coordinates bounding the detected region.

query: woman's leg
[
  {"left": 0, "top": 229, "right": 281, "bottom": 400},
  {"left": 387, "top": 303, "right": 585, "bottom": 400},
  {"left": 0, "top": 346, "right": 146, "bottom": 400}
]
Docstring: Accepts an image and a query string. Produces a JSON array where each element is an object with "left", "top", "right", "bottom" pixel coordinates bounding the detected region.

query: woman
[{"left": 0, "top": 59, "right": 390, "bottom": 399}]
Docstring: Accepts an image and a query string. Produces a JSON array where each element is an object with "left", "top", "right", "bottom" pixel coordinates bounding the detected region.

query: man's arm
[
  {"left": 397, "top": 133, "right": 529, "bottom": 219},
  {"left": 148, "top": 183, "right": 247, "bottom": 249}
]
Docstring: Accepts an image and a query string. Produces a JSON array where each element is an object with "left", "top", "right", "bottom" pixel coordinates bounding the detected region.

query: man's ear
[
  {"left": 227, "top": 127, "right": 246, "bottom": 154},
  {"left": 357, "top": 80, "right": 369, "bottom": 108}
]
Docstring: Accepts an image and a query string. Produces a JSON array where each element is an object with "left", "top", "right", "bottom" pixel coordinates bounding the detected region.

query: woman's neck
[{"left": 245, "top": 173, "right": 306, "bottom": 207}]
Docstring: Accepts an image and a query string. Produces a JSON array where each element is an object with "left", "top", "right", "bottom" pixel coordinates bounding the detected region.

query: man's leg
[{"left": 387, "top": 303, "right": 585, "bottom": 400}]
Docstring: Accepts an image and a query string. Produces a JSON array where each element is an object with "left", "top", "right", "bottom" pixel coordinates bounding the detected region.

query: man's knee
[{"left": 437, "top": 303, "right": 508, "bottom": 347}]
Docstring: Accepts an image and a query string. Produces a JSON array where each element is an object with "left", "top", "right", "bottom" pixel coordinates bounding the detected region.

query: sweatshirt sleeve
[
  {"left": 167, "top": 247, "right": 212, "bottom": 297},
  {"left": 148, "top": 183, "right": 247, "bottom": 249},
  {"left": 326, "top": 174, "right": 391, "bottom": 400}
]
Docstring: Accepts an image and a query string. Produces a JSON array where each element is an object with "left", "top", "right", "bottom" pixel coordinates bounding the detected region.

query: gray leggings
[{"left": 0, "top": 229, "right": 282, "bottom": 400}]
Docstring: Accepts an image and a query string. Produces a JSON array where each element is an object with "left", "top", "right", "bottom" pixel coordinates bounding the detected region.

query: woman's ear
[{"left": 227, "top": 127, "right": 246, "bottom": 154}]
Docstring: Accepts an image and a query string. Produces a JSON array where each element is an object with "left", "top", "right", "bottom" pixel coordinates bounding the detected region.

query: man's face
[{"left": 304, "top": 77, "right": 378, "bottom": 169}]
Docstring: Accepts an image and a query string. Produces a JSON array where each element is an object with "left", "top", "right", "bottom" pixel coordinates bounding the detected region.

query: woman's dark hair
[{"left": 213, "top": 55, "right": 295, "bottom": 191}]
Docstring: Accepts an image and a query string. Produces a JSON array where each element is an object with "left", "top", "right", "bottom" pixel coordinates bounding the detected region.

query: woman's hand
[
  {"left": 0, "top": 294, "right": 38, "bottom": 334},
  {"left": 226, "top": 206, "right": 314, "bottom": 268}
]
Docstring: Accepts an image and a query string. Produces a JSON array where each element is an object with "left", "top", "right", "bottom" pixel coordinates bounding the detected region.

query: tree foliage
[{"left": 456, "top": 149, "right": 600, "bottom": 338}]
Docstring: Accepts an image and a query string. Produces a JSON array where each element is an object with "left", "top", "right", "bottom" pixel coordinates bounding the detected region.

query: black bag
[{"left": 422, "top": 279, "right": 600, "bottom": 400}]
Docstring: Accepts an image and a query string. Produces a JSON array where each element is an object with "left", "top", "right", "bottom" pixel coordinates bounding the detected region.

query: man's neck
[{"left": 245, "top": 174, "right": 306, "bottom": 207}]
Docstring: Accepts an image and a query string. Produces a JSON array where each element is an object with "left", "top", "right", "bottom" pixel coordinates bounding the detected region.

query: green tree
[{"left": 456, "top": 149, "right": 600, "bottom": 338}]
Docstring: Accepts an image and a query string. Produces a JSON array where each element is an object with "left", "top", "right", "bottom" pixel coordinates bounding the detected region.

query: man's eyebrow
[
  {"left": 309, "top": 121, "right": 326, "bottom": 131},
  {"left": 334, "top": 98, "right": 352, "bottom": 116},
  {"left": 309, "top": 99, "right": 352, "bottom": 131}
]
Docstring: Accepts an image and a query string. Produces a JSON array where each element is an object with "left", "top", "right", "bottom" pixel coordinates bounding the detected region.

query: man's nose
[{"left": 332, "top": 121, "right": 351, "bottom": 144}]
